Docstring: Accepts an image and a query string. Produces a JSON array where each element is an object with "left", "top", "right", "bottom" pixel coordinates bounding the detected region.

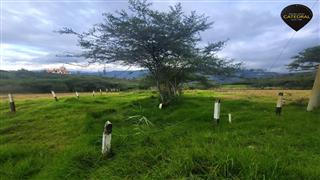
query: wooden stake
[
  {"left": 276, "top": 92, "right": 284, "bottom": 115},
  {"left": 228, "top": 113, "right": 232, "bottom": 123},
  {"left": 102, "top": 121, "right": 112, "bottom": 155},
  {"left": 51, "top": 90, "right": 58, "bottom": 101},
  {"left": 307, "top": 65, "right": 320, "bottom": 111},
  {"left": 213, "top": 99, "right": 221, "bottom": 125},
  {"left": 8, "top": 93, "right": 16, "bottom": 112}
]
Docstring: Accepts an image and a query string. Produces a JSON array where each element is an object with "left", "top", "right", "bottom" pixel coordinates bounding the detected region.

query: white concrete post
[
  {"left": 51, "top": 90, "right": 58, "bottom": 101},
  {"left": 92, "top": 90, "right": 95, "bottom": 96},
  {"left": 276, "top": 92, "right": 284, "bottom": 115},
  {"left": 75, "top": 91, "right": 79, "bottom": 99},
  {"left": 307, "top": 65, "right": 320, "bottom": 111},
  {"left": 8, "top": 93, "right": 16, "bottom": 112},
  {"left": 102, "top": 121, "right": 112, "bottom": 155},
  {"left": 228, "top": 113, "right": 232, "bottom": 124},
  {"left": 213, "top": 99, "right": 221, "bottom": 124}
]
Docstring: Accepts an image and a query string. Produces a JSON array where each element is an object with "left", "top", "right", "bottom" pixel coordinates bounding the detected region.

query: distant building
[{"left": 46, "top": 66, "right": 69, "bottom": 74}]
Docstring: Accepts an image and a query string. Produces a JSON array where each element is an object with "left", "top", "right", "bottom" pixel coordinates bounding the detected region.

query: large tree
[
  {"left": 288, "top": 45, "right": 320, "bottom": 71},
  {"left": 59, "top": 0, "right": 239, "bottom": 104}
]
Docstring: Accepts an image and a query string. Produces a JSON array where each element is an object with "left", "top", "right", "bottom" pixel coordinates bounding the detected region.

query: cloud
[{"left": 1, "top": 0, "right": 319, "bottom": 72}]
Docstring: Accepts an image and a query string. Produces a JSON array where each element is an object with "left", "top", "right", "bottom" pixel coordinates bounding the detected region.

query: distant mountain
[
  {"left": 74, "top": 70, "right": 148, "bottom": 79},
  {"left": 209, "top": 69, "right": 279, "bottom": 83}
]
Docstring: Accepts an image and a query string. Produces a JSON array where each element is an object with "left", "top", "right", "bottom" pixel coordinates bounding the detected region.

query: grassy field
[{"left": 0, "top": 90, "right": 319, "bottom": 179}]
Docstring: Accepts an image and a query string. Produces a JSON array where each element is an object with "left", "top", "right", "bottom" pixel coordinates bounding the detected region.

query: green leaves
[
  {"left": 288, "top": 45, "right": 320, "bottom": 71},
  {"left": 60, "top": 0, "right": 241, "bottom": 104}
]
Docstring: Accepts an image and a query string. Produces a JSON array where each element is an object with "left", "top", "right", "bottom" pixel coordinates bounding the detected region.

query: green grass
[{"left": 0, "top": 91, "right": 319, "bottom": 179}]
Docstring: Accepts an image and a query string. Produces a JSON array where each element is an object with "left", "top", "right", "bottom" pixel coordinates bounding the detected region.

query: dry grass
[
  {"left": 186, "top": 89, "right": 310, "bottom": 103},
  {"left": 1, "top": 89, "right": 311, "bottom": 107}
]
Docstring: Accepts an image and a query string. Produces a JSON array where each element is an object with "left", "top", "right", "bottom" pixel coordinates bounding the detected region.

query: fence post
[
  {"left": 8, "top": 93, "right": 16, "bottom": 112},
  {"left": 213, "top": 99, "right": 221, "bottom": 125},
  {"left": 276, "top": 92, "right": 284, "bottom": 115},
  {"left": 102, "top": 121, "right": 112, "bottom": 155},
  {"left": 51, "top": 90, "right": 58, "bottom": 101},
  {"left": 307, "top": 65, "right": 320, "bottom": 111},
  {"left": 76, "top": 91, "right": 79, "bottom": 99}
]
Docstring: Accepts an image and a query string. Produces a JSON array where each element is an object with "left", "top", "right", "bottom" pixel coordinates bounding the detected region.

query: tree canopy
[
  {"left": 59, "top": 0, "right": 240, "bottom": 104},
  {"left": 288, "top": 45, "right": 320, "bottom": 71}
]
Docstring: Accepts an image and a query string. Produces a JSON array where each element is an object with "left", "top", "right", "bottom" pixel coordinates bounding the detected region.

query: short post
[
  {"left": 75, "top": 91, "right": 79, "bottom": 99},
  {"left": 102, "top": 121, "right": 112, "bottom": 155},
  {"left": 159, "top": 103, "right": 163, "bottom": 109},
  {"left": 213, "top": 99, "right": 221, "bottom": 125},
  {"left": 92, "top": 90, "right": 95, "bottom": 96},
  {"left": 51, "top": 90, "right": 58, "bottom": 101},
  {"left": 8, "top": 93, "right": 16, "bottom": 112},
  {"left": 275, "top": 92, "right": 284, "bottom": 116},
  {"left": 106, "top": 88, "right": 108, "bottom": 93},
  {"left": 100, "top": 89, "right": 102, "bottom": 95},
  {"left": 307, "top": 65, "right": 320, "bottom": 111},
  {"left": 228, "top": 113, "right": 232, "bottom": 123}
]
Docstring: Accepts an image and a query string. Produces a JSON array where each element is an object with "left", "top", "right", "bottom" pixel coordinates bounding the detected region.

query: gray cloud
[{"left": 2, "top": 0, "right": 319, "bottom": 72}]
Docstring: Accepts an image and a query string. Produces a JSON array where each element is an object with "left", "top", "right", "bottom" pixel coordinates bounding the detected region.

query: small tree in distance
[{"left": 59, "top": 0, "right": 240, "bottom": 104}]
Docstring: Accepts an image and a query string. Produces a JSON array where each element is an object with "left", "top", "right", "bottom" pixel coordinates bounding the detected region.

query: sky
[{"left": 1, "top": 0, "right": 319, "bottom": 72}]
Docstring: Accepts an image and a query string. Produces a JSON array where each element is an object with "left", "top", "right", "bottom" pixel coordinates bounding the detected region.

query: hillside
[
  {"left": 0, "top": 90, "right": 319, "bottom": 179},
  {"left": 0, "top": 70, "right": 144, "bottom": 94},
  {"left": 240, "top": 72, "right": 315, "bottom": 89}
]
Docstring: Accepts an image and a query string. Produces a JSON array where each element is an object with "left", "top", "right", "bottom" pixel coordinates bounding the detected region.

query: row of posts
[
  {"left": 103, "top": 95, "right": 286, "bottom": 155},
  {"left": 5, "top": 90, "right": 315, "bottom": 115},
  {"left": 212, "top": 92, "right": 285, "bottom": 125},
  {"left": 3, "top": 91, "right": 316, "bottom": 157},
  {"left": 5, "top": 64, "right": 320, "bottom": 157},
  {"left": 52, "top": 88, "right": 121, "bottom": 101},
  {"left": 7, "top": 88, "right": 121, "bottom": 112}
]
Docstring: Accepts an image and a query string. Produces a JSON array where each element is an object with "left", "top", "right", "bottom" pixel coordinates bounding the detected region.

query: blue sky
[{"left": 1, "top": 0, "right": 319, "bottom": 72}]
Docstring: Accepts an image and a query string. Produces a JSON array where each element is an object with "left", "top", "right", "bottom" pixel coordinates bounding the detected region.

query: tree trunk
[
  {"left": 307, "top": 65, "right": 320, "bottom": 111},
  {"left": 156, "top": 80, "right": 165, "bottom": 103}
]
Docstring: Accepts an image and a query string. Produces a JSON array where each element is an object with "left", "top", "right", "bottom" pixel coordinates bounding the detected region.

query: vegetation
[
  {"left": 288, "top": 45, "right": 320, "bottom": 71},
  {"left": 60, "top": 0, "right": 240, "bottom": 104},
  {"left": 0, "top": 69, "right": 143, "bottom": 94},
  {"left": 1, "top": 90, "right": 319, "bottom": 179},
  {"left": 240, "top": 72, "right": 315, "bottom": 89}
]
